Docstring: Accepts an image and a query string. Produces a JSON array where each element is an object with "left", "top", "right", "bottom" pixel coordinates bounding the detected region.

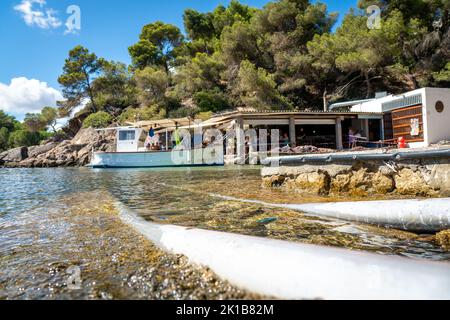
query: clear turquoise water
[{"left": 1, "top": 167, "right": 449, "bottom": 299}]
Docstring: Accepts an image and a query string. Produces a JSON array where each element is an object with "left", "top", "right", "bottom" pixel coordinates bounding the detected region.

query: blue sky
[{"left": 0, "top": 0, "right": 356, "bottom": 119}]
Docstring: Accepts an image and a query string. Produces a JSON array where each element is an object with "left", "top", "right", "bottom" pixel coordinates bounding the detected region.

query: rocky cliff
[{"left": 0, "top": 128, "right": 115, "bottom": 168}]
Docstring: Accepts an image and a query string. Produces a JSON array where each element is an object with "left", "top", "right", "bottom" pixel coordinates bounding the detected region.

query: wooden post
[
  {"left": 289, "top": 117, "right": 296, "bottom": 148},
  {"left": 165, "top": 129, "right": 169, "bottom": 150},
  {"left": 235, "top": 117, "right": 245, "bottom": 164},
  {"left": 336, "top": 117, "right": 344, "bottom": 150}
]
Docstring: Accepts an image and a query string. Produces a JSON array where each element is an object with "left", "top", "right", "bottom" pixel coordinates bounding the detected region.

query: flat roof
[{"left": 210, "top": 109, "right": 383, "bottom": 120}]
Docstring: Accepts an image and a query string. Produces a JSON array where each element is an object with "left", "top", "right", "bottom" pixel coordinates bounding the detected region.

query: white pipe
[
  {"left": 209, "top": 195, "right": 450, "bottom": 233},
  {"left": 328, "top": 98, "right": 376, "bottom": 110},
  {"left": 117, "top": 203, "right": 450, "bottom": 300}
]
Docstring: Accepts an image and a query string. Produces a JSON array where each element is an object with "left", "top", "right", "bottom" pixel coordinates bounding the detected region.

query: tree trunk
[
  {"left": 323, "top": 89, "right": 328, "bottom": 112},
  {"left": 84, "top": 72, "right": 97, "bottom": 113},
  {"left": 364, "top": 70, "right": 373, "bottom": 98},
  {"left": 406, "top": 73, "right": 419, "bottom": 90}
]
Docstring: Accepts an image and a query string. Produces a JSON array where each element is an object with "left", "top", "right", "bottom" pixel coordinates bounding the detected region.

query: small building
[
  {"left": 346, "top": 87, "right": 450, "bottom": 148},
  {"left": 125, "top": 87, "right": 450, "bottom": 165}
]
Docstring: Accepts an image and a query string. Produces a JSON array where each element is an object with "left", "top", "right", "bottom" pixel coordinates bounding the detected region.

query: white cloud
[
  {"left": 14, "top": 0, "right": 62, "bottom": 29},
  {"left": 0, "top": 77, "right": 63, "bottom": 115}
]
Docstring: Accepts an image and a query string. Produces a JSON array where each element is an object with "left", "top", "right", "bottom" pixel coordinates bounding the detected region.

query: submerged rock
[
  {"left": 394, "top": 168, "right": 435, "bottom": 196},
  {"left": 261, "top": 175, "right": 285, "bottom": 188},
  {"left": 436, "top": 230, "right": 450, "bottom": 250}
]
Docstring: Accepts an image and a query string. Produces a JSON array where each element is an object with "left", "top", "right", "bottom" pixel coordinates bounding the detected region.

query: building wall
[{"left": 424, "top": 88, "right": 450, "bottom": 145}]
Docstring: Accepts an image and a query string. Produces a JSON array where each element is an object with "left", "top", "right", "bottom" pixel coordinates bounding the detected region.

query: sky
[{"left": 0, "top": 0, "right": 356, "bottom": 120}]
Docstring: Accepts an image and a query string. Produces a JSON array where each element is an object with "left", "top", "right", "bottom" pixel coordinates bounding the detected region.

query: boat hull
[{"left": 89, "top": 149, "right": 224, "bottom": 168}]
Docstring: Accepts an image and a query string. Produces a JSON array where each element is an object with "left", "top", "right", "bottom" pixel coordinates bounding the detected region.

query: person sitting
[{"left": 280, "top": 133, "right": 290, "bottom": 148}]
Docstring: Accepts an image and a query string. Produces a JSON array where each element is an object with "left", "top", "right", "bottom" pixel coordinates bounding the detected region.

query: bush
[
  {"left": 8, "top": 130, "right": 42, "bottom": 148},
  {"left": 83, "top": 112, "right": 113, "bottom": 128},
  {"left": 194, "top": 90, "right": 230, "bottom": 113},
  {"left": 0, "top": 127, "right": 9, "bottom": 151},
  {"left": 118, "top": 105, "right": 166, "bottom": 124}
]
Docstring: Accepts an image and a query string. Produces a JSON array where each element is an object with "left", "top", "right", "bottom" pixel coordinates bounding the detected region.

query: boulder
[
  {"left": 262, "top": 175, "right": 286, "bottom": 188},
  {"left": 72, "top": 128, "right": 100, "bottom": 145},
  {"left": 372, "top": 172, "right": 394, "bottom": 194},
  {"left": 4, "top": 127, "right": 115, "bottom": 168},
  {"left": 394, "top": 168, "right": 435, "bottom": 196},
  {"left": 436, "top": 230, "right": 450, "bottom": 250},
  {"left": 349, "top": 168, "right": 373, "bottom": 196},
  {"left": 330, "top": 174, "right": 351, "bottom": 193},
  {"left": 430, "top": 164, "right": 450, "bottom": 196},
  {"left": 28, "top": 143, "right": 57, "bottom": 158},
  {"left": 0, "top": 147, "right": 28, "bottom": 163},
  {"left": 293, "top": 172, "right": 330, "bottom": 195}
]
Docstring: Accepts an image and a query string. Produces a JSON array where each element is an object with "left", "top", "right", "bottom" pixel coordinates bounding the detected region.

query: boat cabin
[{"left": 116, "top": 128, "right": 145, "bottom": 152}]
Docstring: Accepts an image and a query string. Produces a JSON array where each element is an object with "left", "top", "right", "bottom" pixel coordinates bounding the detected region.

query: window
[
  {"left": 119, "top": 130, "right": 136, "bottom": 141},
  {"left": 436, "top": 101, "right": 444, "bottom": 113}
]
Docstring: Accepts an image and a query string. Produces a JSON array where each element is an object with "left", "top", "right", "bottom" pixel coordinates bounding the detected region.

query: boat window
[{"left": 119, "top": 130, "right": 136, "bottom": 141}]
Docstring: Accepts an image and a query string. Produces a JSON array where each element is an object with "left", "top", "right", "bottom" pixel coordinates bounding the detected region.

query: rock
[
  {"left": 72, "top": 128, "right": 100, "bottom": 145},
  {"left": 430, "top": 164, "right": 450, "bottom": 196},
  {"left": 262, "top": 175, "right": 286, "bottom": 188},
  {"left": 349, "top": 168, "right": 373, "bottom": 196},
  {"left": 293, "top": 172, "right": 330, "bottom": 195},
  {"left": 7, "top": 127, "right": 116, "bottom": 168},
  {"left": 372, "top": 172, "right": 394, "bottom": 194},
  {"left": 330, "top": 174, "right": 351, "bottom": 193},
  {"left": 19, "top": 158, "right": 36, "bottom": 168},
  {"left": 394, "top": 168, "right": 434, "bottom": 196},
  {"left": 28, "top": 143, "right": 57, "bottom": 158},
  {"left": 436, "top": 230, "right": 450, "bottom": 250},
  {"left": 0, "top": 147, "right": 28, "bottom": 163}
]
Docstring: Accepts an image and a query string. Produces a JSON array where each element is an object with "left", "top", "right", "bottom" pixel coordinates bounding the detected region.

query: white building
[{"left": 347, "top": 88, "right": 450, "bottom": 148}]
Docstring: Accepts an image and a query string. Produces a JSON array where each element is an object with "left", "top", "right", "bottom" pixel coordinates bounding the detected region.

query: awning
[{"left": 126, "top": 117, "right": 192, "bottom": 130}]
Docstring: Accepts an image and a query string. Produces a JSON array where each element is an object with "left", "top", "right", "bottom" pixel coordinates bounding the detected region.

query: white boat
[{"left": 89, "top": 125, "right": 224, "bottom": 168}]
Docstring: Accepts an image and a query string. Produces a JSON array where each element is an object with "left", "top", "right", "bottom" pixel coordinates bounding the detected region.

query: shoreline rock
[
  {"left": 0, "top": 128, "right": 115, "bottom": 168},
  {"left": 262, "top": 159, "right": 449, "bottom": 197}
]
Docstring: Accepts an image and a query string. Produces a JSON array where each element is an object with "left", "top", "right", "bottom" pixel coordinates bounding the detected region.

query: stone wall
[{"left": 261, "top": 159, "right": 450, "bottom": 197}]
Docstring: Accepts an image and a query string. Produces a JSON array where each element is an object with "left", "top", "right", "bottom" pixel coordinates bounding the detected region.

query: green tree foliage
[
  {"left": 434, "top": 62, "right": 450, "bottom": 82},
  {"left": 184, "top": 9, "right": 215, "bottom": 41},
  {"left": 58, "top": 46, "right": 104, "bottom": 114},
  {"left": 0, "top": 127, "right": 9, "bottom": 151},
  {"left": 118, "top": 105, "right": 167, "bottom": 124},
  {"left": 0, "top": 110, "right": 18, "bottom": 132},
  {"left": 91, "top": 61, "right": 138, "bottom": 114},
  {"left": 42, "top": 0, "right": 450, "bottom": 135},
  {"left": 23, "top": 107, "right": 60, "bottom": 134},
  {"left": 8, "top": 130, "right": 42, "bottom": 148},
  {"left": 235, "top": 60, "right": 290, "bottom": 110},
  {"left": 134, "top": 67, "right": 169, "bottom": 106},
  {"left": 41, "top": 107, "right": 59, "bottom": 133},
  {"left": 358, "top": 0, "right": 449, "bottom": 29},
  {"left": 82, "top": 111, "right": 113, "bottom": 129},
  {"left": 129, "top": 21, "right": 183, "bottom": 73},
  {"left": 173, "top": 53, "right": 226, "bottom": 99},
  {"left": 23, "top": 113, "right": 47, "bottom": 133},
  {"left": 194, "top": 90, "right": 230, "bottom": 113},
  {"left": 220, "top": 22, "right": 261, "bottom": 67},
  {"left": 211, "top": 0, "right": 255, "bottom": 35}
]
